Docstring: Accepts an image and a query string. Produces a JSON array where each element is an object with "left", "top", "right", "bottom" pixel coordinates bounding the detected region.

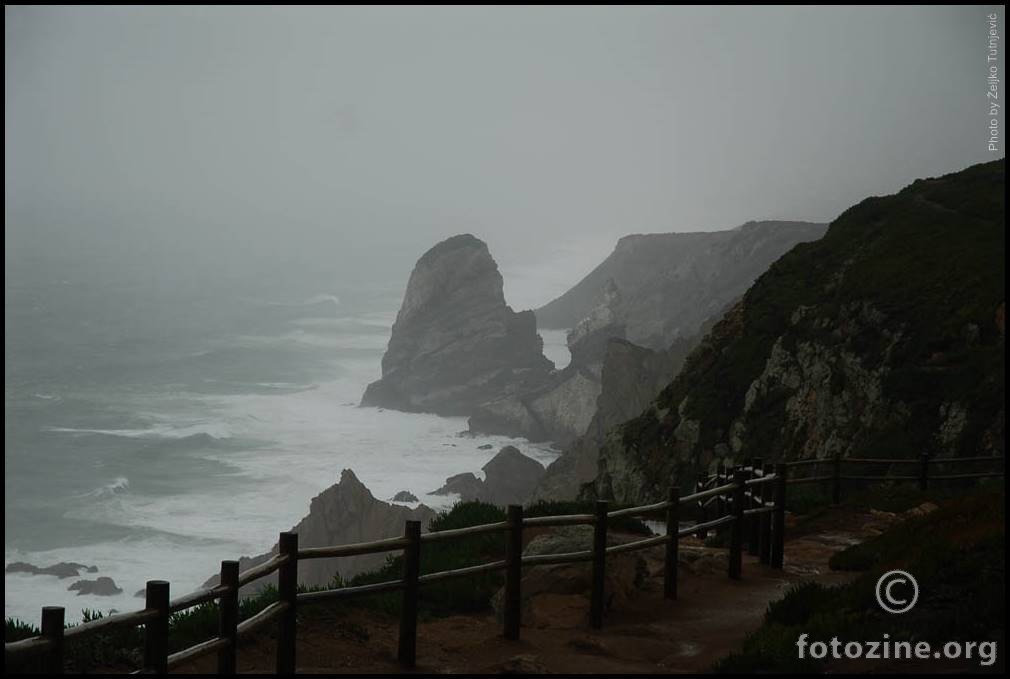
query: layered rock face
[
  {"left": 536, "top": 221, "right": 828, "bottom": 349},
  {"left": 590, "top": 160, "right": 1005, "bottom": 504},
  {"left": 361, "top": 234, "right": 553, "bottom": 415},
  {"left": 530, "top": 334, "right": 696, "bottom": 501},
  {"left": 467, "top": 280, "right": 625, "bottom": 444},
  {"left": 205, "top": 469, "right": 435, "bottom": 594}
]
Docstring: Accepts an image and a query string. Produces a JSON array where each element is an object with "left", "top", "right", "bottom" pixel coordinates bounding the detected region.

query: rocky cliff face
[
  {"left": 205, "top": 469, "right": 436, "bottom": 594},
  {"left": 531, "top": 335, "right": 696, "bottom": 500},
  {"left": 361, "top": 234, "right": 553, "bottom": 415},
  {"left": 467, "top": 280, "right": 624, "bottom": 444},
  {"left": 590, "top": 160, "right": 1005, "bottom": 504},
  {"left": 535, "top": 221, "right": 828, "bottom": 349}
]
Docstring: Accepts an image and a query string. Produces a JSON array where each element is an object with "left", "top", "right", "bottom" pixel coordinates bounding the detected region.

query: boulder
[
  {"left": 431, "top": 472, "right": 485, "bottom": 501},
  {"left": 430, "top": 446, "right": 546, "bottom": 506},
  {"left": 68, "top": 576, "right": 122, "bottom": 596},
  {"left": 481, "top": 446, "right": 546, "bottom": 506},
  {"left": 6, "top": 561, "right": 99, "bottom": 579}
]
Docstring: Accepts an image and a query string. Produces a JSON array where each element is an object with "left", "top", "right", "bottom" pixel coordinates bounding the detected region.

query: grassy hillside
[{"left": 716, "top": 489, "right": 1005, "bottom": 672}]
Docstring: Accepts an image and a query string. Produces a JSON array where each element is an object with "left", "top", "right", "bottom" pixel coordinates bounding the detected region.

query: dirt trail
[{"left": 175, "top": 507, "right": 895, "bottom": 674}]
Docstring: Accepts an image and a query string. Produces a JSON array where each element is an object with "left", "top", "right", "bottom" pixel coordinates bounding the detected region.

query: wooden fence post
[
  {"left": 504, "top": 504, "right": 523, "bottom": 641},
  {"left": 832, "top": 453, "right": 842, "bottom": 504},
  {"left": 589, "top": 500, "right": 609, "bottom": 629},
  {"left": 695, "top": 470, "right": 709, "bottom": 539},
  {"left": 217, "top": 560, "right": 239, "bottom": 675},
  {"left": 715, "top": 462, "right": 726, "bottom": 534},
  {"left": 919, "top": 452, "right": 929, "bottom": 491},
  {"left": 759, "top": 463, "right": 773, "bottom": 565},
  {"left": 276, "top": 532, "right": 298, "bottom": 674},
  {"left": 665, "top": 487, "right": 679, "bottom": 600},
  {"left": 728, "top": 469, "right": 745, "bottom": 580},
  {"left": 144, "top": 580, "right": 170, "bottom": 674},
  {"left": 40, "top": 606, "right": 64, "bottom": 675},
  {"left": 748, "top": 458, "right": 762, "bottom": 556},
  {"left": 771, "top": 464, "right": 787, "bottom": 569},
  {"left": 398, "top": 520, "right": 422, "bottom": 668}
]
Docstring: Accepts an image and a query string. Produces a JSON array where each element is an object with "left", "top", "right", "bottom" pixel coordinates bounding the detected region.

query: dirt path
[{"left": 177, "top": 511, "right": 881, "bottom": 674}]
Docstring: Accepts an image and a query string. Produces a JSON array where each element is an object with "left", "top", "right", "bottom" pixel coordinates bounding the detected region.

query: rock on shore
[{"left": 361, "top": 234, "right": 553, "bottom": 416}]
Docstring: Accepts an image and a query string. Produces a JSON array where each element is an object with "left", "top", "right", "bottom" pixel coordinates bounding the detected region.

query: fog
[{"left": 5, "top": 5, "right": 1002, "bottom": 308}]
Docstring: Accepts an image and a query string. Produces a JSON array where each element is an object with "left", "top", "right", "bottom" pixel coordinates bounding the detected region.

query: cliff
[
  {"left": 361, "top": 234, "right": 553, "bottom": 415},
  {"left": 468, "top": 281, "right": 625, "bottom": 444},
  {"left": 535, "top": 221, "right": 828, "bottom": 349},
  {"left": 205, "top": 469, "right": 436, "bottom": 594},
  {"left": 590, "top": 160, "right": 1005, "bottom": 504}
]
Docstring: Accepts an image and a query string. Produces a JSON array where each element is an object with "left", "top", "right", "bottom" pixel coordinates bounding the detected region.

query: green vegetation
[
  {"left": 614, "top": 160, "right": 1005, "bottom": 501},
  {"left": 715, "top": 490, "right": 1005, "bottom": 672}
]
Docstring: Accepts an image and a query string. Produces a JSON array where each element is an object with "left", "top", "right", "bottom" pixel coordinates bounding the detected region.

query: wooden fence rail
[
  {"left": 6, "top": 453, "right": 1001, "bottom": 674},
  {"left": 782, "top": 452, "right": 1004, "bottom": 503}
]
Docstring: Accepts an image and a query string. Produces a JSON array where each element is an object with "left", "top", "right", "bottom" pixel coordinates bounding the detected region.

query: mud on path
[{"left": 176, "top": 508, "right": 896, "bottom": 674}]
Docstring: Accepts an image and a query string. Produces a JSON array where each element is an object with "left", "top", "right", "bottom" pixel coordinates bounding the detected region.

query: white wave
[
  {"left": 302, "top": 293, "right": 341, "bottom": 307},
  {"left": 44, "top": 422, "right": 232, "bottom": 440},
  {"left": 82, "top": 476, "right": 130, "bottom": 499}
]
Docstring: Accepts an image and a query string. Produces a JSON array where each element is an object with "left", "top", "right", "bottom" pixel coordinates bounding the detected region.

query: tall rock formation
[
  {"left": 205, "top": 469, "right": 436, "bottom": 594},
  {"left": 535, "top": 221, "right": 828, "bottom": 349},
  {"left": 361, "top": 234, "right": 553, "bottom": 415},
  {"left": 589, "top": 160, "right": 1005, "bottom": 504}
]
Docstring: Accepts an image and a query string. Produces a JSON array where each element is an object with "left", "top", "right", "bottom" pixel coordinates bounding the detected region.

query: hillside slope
[
  {"left": 535, "top": 221, "right": 827, "bottom": 348},
  {"left": 591, "top": 160, "right": 1005, "bottom": 503}
]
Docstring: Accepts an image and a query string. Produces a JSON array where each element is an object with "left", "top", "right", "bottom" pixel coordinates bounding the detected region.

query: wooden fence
[
  {"left": 6, "top": 452, "right": 1002, "bottom": 674},
  {"left": 5, "top": 466, "right": 786, "bottom": 674}
]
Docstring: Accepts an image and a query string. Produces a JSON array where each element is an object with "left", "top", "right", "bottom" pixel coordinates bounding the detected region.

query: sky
[{"left": 5, "top": 5, "right": 1005, "bottom": 309}]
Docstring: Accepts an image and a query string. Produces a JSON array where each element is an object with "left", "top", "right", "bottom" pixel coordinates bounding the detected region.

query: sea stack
[{"left": 361, "top": 234, "right": 553, "bottom": 415}]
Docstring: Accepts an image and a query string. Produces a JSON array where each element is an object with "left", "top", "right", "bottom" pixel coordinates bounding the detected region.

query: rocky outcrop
[
  {"left": 531, "top": 335, "right": 696, "bottom": 501},
  {"left": 6, "top": 562, "right": 99, "bottom": 579},
  {"left": 205, "top": 469, "right": 436, "bottom": 595},
  {"left": 467, "top": 281, "right": 626, "bottom": 444},
  {"left": 361, "top": 234, "right": 553, "bottom": 416},
  {"left": 589, "top": 160, "right": 1005, "bottom": 504},
  {"left": 68, "top": 576, "right": 122, "bottom": 596},
  {"left": 391, "top": 490, "right": 419, "bottom": 503},
  {"left": 536, "top": 221, "right": 828, "bottom": 349},
  {"left": 431, "top": 446, "right": 546, "bottom": 506},
  {"left": 431, "top": 472, "right": 486, "bottom": 500}
]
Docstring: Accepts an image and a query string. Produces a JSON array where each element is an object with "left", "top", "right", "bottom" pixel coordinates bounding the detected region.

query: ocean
[{"left": 4, "top": 265, "right": 570, "bottom": 626}]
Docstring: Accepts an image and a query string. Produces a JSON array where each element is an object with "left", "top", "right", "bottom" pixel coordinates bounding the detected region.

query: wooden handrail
[
  {"left": 235, "top": 601, "right": 288, "bottom": 637},
  {"left": 297, "top": 579, "right": 405, "bottom": 604},
  {"left": 680, "top": 481, "right": 737, "bottom": 504},
  {"left": 607, "top": 500, "right": 669, "bottom": 518},
  {"left": 420, "top": 521, "right": 508, "bottom": 542},
  {"left": 298, "top": 535, "right": 409, "bottom": 559},
  {"left": 237, "top": 553, "right": 289, "bottom": 587},
  {"left": 522, "top": 513, "right": 595, "bottom": 527},
  {"left": 169, "top": 585, "right": 229, "bottom": 614},
  {"left": 63, "top": 608, "right": 159, "bottom": 641},
  {"left": 166, "top": 636, "right": 230, "bottom": 670}
]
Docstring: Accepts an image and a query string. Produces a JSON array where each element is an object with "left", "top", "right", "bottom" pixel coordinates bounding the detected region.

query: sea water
[{"left": 5, "top": 271, "right": 570, "bottom": 625}]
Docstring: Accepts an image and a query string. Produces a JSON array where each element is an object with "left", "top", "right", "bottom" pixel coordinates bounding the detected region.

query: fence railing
[
  {"left": 4, "top": 466, "right": 788, "bottom": 674},
  {"left": 780, "top": 452, "right": 1004, "bottom": 503}
]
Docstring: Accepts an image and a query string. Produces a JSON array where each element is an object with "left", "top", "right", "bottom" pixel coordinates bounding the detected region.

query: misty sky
[{"left": 5, "top": 6, "right": 1004, "bottom": 309}]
